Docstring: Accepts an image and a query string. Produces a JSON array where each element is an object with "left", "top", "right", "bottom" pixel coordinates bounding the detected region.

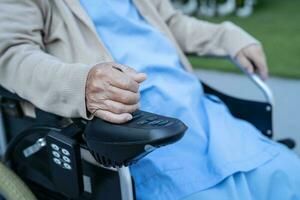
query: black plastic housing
[{"left": 84, "top": 110, "right": 187, "bottom": 167}]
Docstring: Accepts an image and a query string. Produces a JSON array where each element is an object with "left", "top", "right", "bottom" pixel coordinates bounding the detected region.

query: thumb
[
  {"left": 236, "top": 53, "right": 254, "bottom": 74},
  {"left": 133, "top": 73, "right": 147, "bottom": 83},
  {"left": 113, "top": 63, "right": 147, "bottom": 83}
]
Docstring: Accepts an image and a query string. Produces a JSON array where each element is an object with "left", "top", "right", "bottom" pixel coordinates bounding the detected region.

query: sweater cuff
[
  {"left": 63, "top": 63, "right": 93, "bottom": 120},
  {"left": 222, "top": 22, "right": 261, "bottom": 58}
]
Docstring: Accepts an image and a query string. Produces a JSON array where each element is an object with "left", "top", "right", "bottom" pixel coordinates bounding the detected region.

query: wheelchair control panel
[
  {"left": 84, "top": 110, "right": 188, "bottom": 167},
  {"left": 46, "top": 131, "right": 82, "bottom": 198}
]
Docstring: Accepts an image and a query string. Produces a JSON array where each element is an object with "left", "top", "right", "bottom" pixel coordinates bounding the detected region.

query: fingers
[
  {"left": 110, "top": 68, "right": 140, "bottom": 92},
  {"left": 236, "top": 45, "right": 269, "bottom": 80},
  {"left": 113, "top": 63, "right": 147, "bottom": 83},
  {"left": 86, "top": 62, "right": 145, "bottom": 124},
  {"left": 94, "top": 109, "right": 132, "bottom": 124},
  {"left": 88, "top": 85, "right": 140, "bottom": 105},
  {"left": 104, "top": 100, "right": 139, "bottom": 114},
  {"left": 133, "top": 72, "right": 147, "bottom": 83},
  {"left": 236, "top": 52, "right": 254, "bottom": 74},
  {"left": 247, "top": 49, "right": 269, "bottom": 80},
  {"left": 108, "top": 85, "right": 140, "bottom": 105}
]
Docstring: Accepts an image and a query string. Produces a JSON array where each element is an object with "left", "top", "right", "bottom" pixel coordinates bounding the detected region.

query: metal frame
[
  {"left": 0, "top": 106, "right": 7, "bottom": 157},
  {"left": 80, "top": 148, "right": 134, "bottom": 200},
  {"left": 230, "top": 58, "right": 275, "bottom": 107},
  {"left": 230, "top": 58, "right": 275, "bottom": 137},
  {"left": 118, "top": 167, "right": 134, "bottom": 200}
]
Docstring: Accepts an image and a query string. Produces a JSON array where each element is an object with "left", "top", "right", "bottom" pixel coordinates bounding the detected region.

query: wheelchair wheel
[{"left": 0, "top": 162, "right": 37, "bottom": 200}]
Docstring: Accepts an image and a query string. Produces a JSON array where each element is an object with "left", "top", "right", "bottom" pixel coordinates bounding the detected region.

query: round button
[
  {"left": 52, "top": 151, "right": 60, "bottom": 158},
  {"left": 53, "top": 158, "right": 61, "bottom": 165},
  {"left": 51, "top": 144, "right": 59, "bottom": 151},
  {"left": 62, "top": 156, "right": 71, "bottom": 163},
  {"left": 61, "top": 148, "right": 70, "bottom": 156},
  {"left": 63, "top": 163, "right": 72, "bottom": 170}
]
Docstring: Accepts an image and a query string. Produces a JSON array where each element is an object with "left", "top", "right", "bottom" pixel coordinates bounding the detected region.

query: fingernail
[{"left": 138, "top": 72, "right": 146, "bottom": 76}]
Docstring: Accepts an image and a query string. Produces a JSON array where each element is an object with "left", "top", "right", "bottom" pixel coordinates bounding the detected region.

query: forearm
[
  {"left": 0, "top": 0, "right": 91, "bottom": 118},
  {"left": 169, "top": 17, "right": 260, "bottom": 57},
  {"left": 154, "top": 0, "right": 260, "bottom": 57},
  {"left": 0, "top": 44, "right": 91, "bottom": 119}
]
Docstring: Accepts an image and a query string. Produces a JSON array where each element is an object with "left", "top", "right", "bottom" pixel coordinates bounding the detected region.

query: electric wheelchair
[{"left": 0, "top": 59, "right": 295, "bottom": 200}]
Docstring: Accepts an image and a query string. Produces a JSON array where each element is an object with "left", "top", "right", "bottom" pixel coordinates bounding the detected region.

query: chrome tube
[
  {"left": 0, "top": 107, "right": 7, "bottom": 157},
  {"left": 118, "top": 167, "right": 134, "bottom": 200},
  {"left": 231, "top": 58, "right": 275, "bottom": 107}
]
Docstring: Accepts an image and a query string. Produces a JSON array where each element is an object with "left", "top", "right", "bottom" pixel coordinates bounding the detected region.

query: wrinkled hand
[
  {"left": 86, "top": 62, "right": 147, "bottom": 123},
  {"left": 235, "top": 44, "right": 269, "bottom": 80}
]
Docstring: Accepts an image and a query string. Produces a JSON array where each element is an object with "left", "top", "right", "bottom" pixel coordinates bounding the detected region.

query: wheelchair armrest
[
  {"left": 187, "top": 53, "right": 275, "bottom": 107},
  {"left": 189, "top": 55, "right": 274, "bottom": 137},
  {"left": 83, "top": 110, "right": 187, "bottom": 167},
  {"left": 0, "top": 86, "right": 187, "bottom": 168},
  {"left": 188, "top": 55, "right": 275, "bottom": 106}
]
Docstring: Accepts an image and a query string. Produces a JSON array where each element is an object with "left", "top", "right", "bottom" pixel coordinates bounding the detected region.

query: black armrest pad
[
  {"left": 84, "top": 110, "right": 187, "bottom": 167},
  {"left": 1, "top": 85, "right": 187, "bottom": 167}
]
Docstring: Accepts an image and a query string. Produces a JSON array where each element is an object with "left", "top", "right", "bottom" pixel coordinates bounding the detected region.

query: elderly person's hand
[
  {"left": 235, "top": 44, "right": 269, "bottom": 80},
  {"left": 86, "top": 62, "right": 147, "bottom": 124}
]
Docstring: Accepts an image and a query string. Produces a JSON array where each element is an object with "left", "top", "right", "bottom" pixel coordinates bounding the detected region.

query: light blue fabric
[
  {"left": 79, "top": 0, "right": 299, "bottom": 199},
  {"left": 182, "top": 144, "right": 300, "bottom": 200}
]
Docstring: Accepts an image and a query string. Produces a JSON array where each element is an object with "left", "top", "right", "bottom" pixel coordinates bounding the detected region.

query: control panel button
[
  {"left": 157, "top": 120, "right": 169, "bottom": 126},
  {"left": 63, "top": 156, "right": 71, "bottom": 163},
  {"left": 52, "top": 151, "right": 61, "bottom": 158},
  {"left": 148, "top": 120, "right": 160, "bottom": 125},
  {"left": 137, "top": 120, "right": 148, "bottom": 125},
  {"left": 62, "top": 148, "right": 70, "bottom": 156},
  {"left": 146, "top": 116, "right": 158, "bottom": 121},
  {"left": 63, "top": 163, "right": 72, "bottom": 170},
  {"left": 51, "top": 143, "right": 59, "bottom": 151},
  {"left": 53, "top": 158, "right": 62, "bottom": 165}
]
